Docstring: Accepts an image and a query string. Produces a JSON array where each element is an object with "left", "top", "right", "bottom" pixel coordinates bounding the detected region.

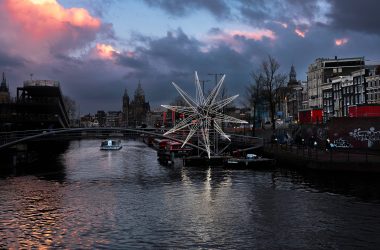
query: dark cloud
[
  {"left": 142, "top": 0, "right": 380, "bottom": 38},
  {"left": 125, "top": 29, "right": 256, "bottom": 108},
  {"left": 143, "top": 0, "right": 230, "bottom": 19},
  {"left": 142, "top": 0, "right": 326, "bottom": 29},
  {"left": 328, "top": 0, "right": 380, "bottom": 35},
  {"left": 238, "top": 0, "right": 324, "bottom": 27},
  {"left": 0, "top": 50, "right": 27, "bottom": 68},
  {"left": 4, "top": 0, "right": 380, "bottom": 114},
  {"left": 115, "top": 53, "right": 150, "bottom": 70}
]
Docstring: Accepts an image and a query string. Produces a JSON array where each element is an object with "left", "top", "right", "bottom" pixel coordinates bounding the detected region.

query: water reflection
[
  {"left": 274, "top": 168, "right": 380, "bottom": 203},
  {"left": 0, "top": 176, "right": 64, "bottom": 248},
  {"left": 0, "top": 139, "right": 379, "bottom": 249}
]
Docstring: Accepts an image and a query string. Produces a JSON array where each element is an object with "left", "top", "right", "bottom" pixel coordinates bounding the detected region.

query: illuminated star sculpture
[{"left": 161, "top": 71, "right": 248, "bottom": 158}]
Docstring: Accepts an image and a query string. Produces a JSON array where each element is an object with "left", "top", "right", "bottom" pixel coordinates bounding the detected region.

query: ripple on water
[{"left": 0, "top": 139, "right": 380, "bottom": 249}]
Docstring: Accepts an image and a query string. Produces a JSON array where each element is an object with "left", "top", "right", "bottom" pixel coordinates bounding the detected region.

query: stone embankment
[{"left": 264, "top": 143, "right": 380, "bottom": 173}]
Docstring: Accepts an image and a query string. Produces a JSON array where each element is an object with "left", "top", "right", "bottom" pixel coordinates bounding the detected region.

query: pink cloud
[
  {"left": 206, "top": 29, "right": 276, "bottom": 52},
  {"left": 0, "top": 0, "right": 103, "bottom": 61},
  {"left": 229, "top": 30, "right": 276, "bottom": 41},
  {"left": 335, "top": 38, "right": 349, "bottom": 46},
  {"left": 5, "top": 0, "right": 100, "bottom": 40},
  {"left": 96, "top": 43, "right": 120, "bottom": 59},
  {"left": 294, "top": 28, "right": 307, "bottom": 38}
]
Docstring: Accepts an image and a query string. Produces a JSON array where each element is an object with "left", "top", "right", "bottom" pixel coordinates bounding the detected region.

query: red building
[
  {"left": 348, "top": 104, "right": 380, "bottom": 118},
  {"left": 298, "top": 109, "right": 323, "bottom": 124}
]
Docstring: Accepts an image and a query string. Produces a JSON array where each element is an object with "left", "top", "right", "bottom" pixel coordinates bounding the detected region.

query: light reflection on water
[{"left": 0, "top": 139, "right": 380, "bottom": 249}]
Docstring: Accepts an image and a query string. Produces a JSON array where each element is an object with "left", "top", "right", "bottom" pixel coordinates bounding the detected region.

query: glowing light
[
  {"left": 162, "top": 72, "right": 247, "bottom": 158},
  {"left": 335, "top": 38, "right": 348, "bottom": 46},
  {"left": 294, "top": 28, "right": 307, "bottom": 38},
  {"left": 96, "top": 44, "right": 119, "bottom": 59}
]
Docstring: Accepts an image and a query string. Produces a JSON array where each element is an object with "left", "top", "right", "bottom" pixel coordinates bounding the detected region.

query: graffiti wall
[{"left": 326, "top": 117, "right": 380, "bottom": 149}]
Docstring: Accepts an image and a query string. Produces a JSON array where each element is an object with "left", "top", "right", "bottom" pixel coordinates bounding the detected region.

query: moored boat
[
  {"left": 157, "top": 141, "right": 193, "bottom": 165},
  {"left": 100, "top": 139, "right": 122, "bottom": 150},
  {"left": 225, "top": 153, "right": 276, "bottom": 168}
]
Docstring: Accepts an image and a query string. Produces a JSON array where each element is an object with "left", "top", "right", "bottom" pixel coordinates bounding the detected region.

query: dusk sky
[{"left": 1, "top": 0, "right": 380, "bottom": 114}]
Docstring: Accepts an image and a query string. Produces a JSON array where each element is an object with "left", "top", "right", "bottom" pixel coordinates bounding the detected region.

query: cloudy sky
[{"left": 1, "top": 0, "right": 380, "bottom": 113}]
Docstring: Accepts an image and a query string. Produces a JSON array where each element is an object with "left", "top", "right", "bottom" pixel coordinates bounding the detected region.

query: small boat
[
  {"left": 100, "top": 139, "right": 122, "bottom": 150},
  {"left": 225, "top": 153, "right": 276, "bottom": 168}
]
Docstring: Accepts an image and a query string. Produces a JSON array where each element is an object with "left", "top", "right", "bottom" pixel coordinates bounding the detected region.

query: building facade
[
  {"left": 307, "top": 57, "right": 364, "bottom": 109},
  {"left": 122, "top": 82, "right": 150, "bottom": 127},
  {"left": 366, "top": 69, "right": 380, "bottom": 104}
]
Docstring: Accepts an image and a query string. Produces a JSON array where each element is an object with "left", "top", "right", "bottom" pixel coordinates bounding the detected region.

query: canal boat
[
  {"left": 157, "top": 141, "right": 193, "bottom": 165},
  {"left": 153, "top": 138, "right": 170, "bottom": 150},
  {"left": 100, "top": 139, "right": 122, "bottom": 150},
  {"left": 225, "top": 153, "right": 276, "bottom": 169}
]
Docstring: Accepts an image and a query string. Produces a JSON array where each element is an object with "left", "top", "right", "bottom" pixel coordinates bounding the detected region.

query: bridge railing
[
  {"left": 0, "top": 129, "right": 62, "bottom": 146},
  {"left": 0, "top": 127, "right": 264, "bottom": 152}
]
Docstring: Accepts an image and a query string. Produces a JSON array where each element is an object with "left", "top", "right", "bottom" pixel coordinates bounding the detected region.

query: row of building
[
  {"left": 77, "top": 56, "right": 380, "bottom": 128},
  {"left": 2, "top": 56, "right": 379, "bottom": 130},
  {"left": 278, "top": 56, "right": 380, "bottom": 124},
  {"left": 80, "top": 82, "right": 151, "bottom": 128}
]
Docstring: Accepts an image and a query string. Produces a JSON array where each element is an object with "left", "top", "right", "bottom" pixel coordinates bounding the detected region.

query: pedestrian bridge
[{"left": 0, "top": 127, "right": 263, "bottom": 154}]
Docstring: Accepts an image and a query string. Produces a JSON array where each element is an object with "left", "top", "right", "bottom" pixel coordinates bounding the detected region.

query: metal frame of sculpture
[{"left": 162, "top": 71, "right": 248, "bottom": 158}]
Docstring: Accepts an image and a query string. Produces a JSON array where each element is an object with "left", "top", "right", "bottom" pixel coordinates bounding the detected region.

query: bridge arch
[{"left": 0, "top": 127, "right": 207, "bottom": 152}]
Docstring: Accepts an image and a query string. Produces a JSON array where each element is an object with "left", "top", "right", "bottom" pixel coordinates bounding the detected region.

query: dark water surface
[{"left": 1, "top": 139, "right": 380, "bottom": 249}]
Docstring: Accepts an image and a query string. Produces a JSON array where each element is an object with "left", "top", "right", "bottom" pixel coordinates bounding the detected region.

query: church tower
[
  {"left": 134, "top": 81, "right": 145, "bottom": 104},
  {"left": 122, "top": 88, "right": 129, "bottom": 126},
  {"left": 288, "top": 65, "right": 298, "bottom": 87},
  {"left": 0, "top": 72, "right": 10, "bottom": 103},
  {"left": 128, "top": 81, "right": 150, "bottom": 127}
]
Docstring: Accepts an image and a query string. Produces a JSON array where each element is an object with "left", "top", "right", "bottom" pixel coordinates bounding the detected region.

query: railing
[{"left": 23, "top": 80, "right": 60, "bottom": 87}]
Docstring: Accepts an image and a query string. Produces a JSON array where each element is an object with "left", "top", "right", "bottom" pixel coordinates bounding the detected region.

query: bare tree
[
  {"left": 245, "top": 70, "right": 264, "bottom": 136},
  {"left": 63, "top": 96, "right": 77, "bottom": 122},
  {"left": 260, "top": 55, "right": 287, "bottom": 130}
]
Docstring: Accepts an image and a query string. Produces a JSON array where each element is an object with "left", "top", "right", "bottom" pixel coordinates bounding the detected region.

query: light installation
[{"left": 161, "top": 71, "right": 248, "bottom": 158}]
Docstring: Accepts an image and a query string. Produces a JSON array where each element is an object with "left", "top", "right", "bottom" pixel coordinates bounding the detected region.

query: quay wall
[{"left": 264, "top": 144, "right": 380, "bottom": 173}]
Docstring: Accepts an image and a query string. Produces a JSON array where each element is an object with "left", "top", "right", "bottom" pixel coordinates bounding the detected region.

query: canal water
[{"left": 1, "top": 139, "right": 380, "bottom": 249}]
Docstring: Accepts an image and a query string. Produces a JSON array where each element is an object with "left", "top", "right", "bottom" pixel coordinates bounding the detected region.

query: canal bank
[
  {"left": 263, "top": 143, "right": 380, "bottom": 173},
  {"left": 0, "top": 140, "right": 69, "bottom": 174}
]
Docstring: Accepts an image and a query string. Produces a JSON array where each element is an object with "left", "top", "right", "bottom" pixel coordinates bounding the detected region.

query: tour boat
[{"left": 100, "top": 139, "right": 122, "bottom": 150}]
